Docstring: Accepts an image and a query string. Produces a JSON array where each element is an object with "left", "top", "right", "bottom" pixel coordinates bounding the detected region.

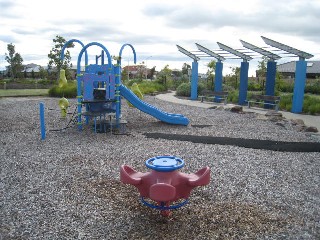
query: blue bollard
[{"left": 39, "top": 102, "right": 46, "bottom": 140}]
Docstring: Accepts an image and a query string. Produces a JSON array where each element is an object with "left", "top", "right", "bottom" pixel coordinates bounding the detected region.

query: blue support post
[
  {"left": 265, "top": 61, "right": 277, "bottom": 96},
  {"left": 119, "top": 43, "right": 137, "bottom": 122},
  {"left": 115, "top": 61, "right": 121, "bottom": 120},
  {"left": 101, "top": 50, "right": 104, "bottom": 65},
  {"left": 214, "top": 61, "right": 223, "bottom": 92},
  {"left": 264, "top": 60, "right": 277, "bottom": 109},
  {"left": 39, "top": 102, "right": 46, "bottom": 140},
  {"left": 238, "top": 61, "right": 249, "bottom": 105},
  {"left": 190, "top": 61, "right": 198, "bottom": 100},
  {"left": 291, "top": 60, "right": 307, "bottom": 113}
]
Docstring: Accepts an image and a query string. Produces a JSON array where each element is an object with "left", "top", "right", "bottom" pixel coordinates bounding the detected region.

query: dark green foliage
[
  {"left": 227, "top": 90, "right": 239, "bottom": 103},
  {"left": 5, "top": 43, "right": 24, "bottom": 79},
  {"left": 176, "top": 82, "right": 206, "bottom": 97},
  {"left": 125, "top": 79, "right": 166, "bottom": 94},
  {"left": 303, "top": 95, "right": 320, "bottom": 115},
  {"left": 278, "top": 94, "right": 293, "bottom": 111},
  {"left": 276, "top": 78, "right": 294, "bottom": 92},
  {"left": 248, "top": 81, "right": 263, "bottom": 91},
  {"left": 137, "top": 81, "right": 167, "bottom": 94},
  {"left": 305, "top": 82, "right": 320, "bottom": 94},
  {"left": 278, "top": 94, "right": 320, "bottom": 115},
  {"left": 48, "top": 82, "right": 77, "bottom": 98},
  {"left": 176, "top": 82, "right": 190, "bottom": 96},
  {"left": 127, "top": 79, "right": 143, "bottom": 87},
  {"left": 48, "top": 35, "right": 74, "bottom": 81}
]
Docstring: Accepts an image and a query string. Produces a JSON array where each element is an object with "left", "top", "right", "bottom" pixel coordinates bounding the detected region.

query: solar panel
[
  {"left": 240, "top": 40, "right": 281, "bottom": 61},
  {"left": 176, "top": 45, "right": 200, "bottom": 61},
  {"left": 195, "top": 43, "right": 225, "bottom": 61},
  {"left": 217, "top": 42, "right": 252, "bottom": 61},
  {"left": 261, "top": 36, "right": 314, "bottom": 60}
]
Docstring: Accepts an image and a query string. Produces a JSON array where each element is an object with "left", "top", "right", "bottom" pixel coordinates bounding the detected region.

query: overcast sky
[{"left": 1, "top": 0, "right": 320, "bottom": 76}]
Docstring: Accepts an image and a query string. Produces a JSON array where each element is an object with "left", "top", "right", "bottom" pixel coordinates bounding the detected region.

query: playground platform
[{"left": 156, "top": 91, "right": 320, "bottom": 132}]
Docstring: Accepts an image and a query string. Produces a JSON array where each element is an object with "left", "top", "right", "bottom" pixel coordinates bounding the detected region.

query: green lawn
[{"left": 0, "top": 89, "right": 49, "bottom": 97}]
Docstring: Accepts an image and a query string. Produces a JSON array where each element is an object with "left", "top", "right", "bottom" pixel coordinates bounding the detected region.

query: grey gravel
[{"left": 0, "top": 96, "right": 319, "bottom": 239}]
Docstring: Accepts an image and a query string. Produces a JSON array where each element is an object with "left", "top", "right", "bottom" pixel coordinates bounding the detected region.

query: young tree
[
  {"left": 157, "top": 65, "right": 172, "bottom": 86},
  {"left": 181, "top": 63, "right": 191, "bottom": 75},
  {"left": 38, "top": 66, "right": 48, "bottom": 79},
  {"left": 206, "top": 60, "right": 216, "bottom": 88},
  {"left": 257, "top": 56, "right": 268, "bottom": 75},
  {"left": 5, "top": 43, "right": 24, "bottom": 79},
  {"left": 47, "top": 35, "right": 74, "bottom": 81},
  {"left": 230, "top": 66, "right": 240, "bottom": 89},
  {"left": 148, "top": 66, "right": 156, "bottom": 80}
]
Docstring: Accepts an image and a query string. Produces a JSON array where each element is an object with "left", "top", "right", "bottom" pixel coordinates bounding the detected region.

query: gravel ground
[{"left": 0, "top": 96, "right": 319, "bottom": 239}]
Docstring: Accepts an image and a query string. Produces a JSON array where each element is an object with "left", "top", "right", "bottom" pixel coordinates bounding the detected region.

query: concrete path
[{"left": 156, "top": 91, "right": 320, "bottom": 131}]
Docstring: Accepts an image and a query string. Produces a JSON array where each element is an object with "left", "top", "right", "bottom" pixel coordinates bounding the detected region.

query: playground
[{"left": 1, "top": 92, "right": 319, "bottom": 239}]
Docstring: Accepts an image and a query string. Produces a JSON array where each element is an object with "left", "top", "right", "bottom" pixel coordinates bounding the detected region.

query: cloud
[
  {"left": 0, "top": 0, "right": 22, "bottom": 18},
  {"left": 143, "top": 0, "right": 320, "bottom": 42},
  {"left": 0, "top": 35, "right": 18, "bottom": 43}
]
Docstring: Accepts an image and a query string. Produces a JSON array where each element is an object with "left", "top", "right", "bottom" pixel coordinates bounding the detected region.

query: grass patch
[{"left": 0, "top": 89, "right": 49, "bottom": 97}]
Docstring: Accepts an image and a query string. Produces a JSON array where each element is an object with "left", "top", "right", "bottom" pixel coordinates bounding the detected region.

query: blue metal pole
[
  {"left": 118, "top": 44, "right": 137, "bottom": 121},
  {"left": 39, "top": 102, "right": 46, "bottom": 140},
  {"left": 238, "top": 61, "right": 249, "bottom": 105},
  {"left": 264, "top": 60, "right": 277, "bottom": 109},
  {"left": 115, "top": 61, "right": 121, "bottom": 121},
  {"left": 191, "top": 61, "right": 198, "bottom": 100},
  {"left": 101, "top": 50, "right": 104, "bottom": 65},
  {"left": 214, "top": 61, "right": 223, "bottom": 92},
  {"left": 265, "top": 61, "right": 277, "bottom": 96},
  {"left": 291, "top": 60, "right": 307, "bottom": 113},
  {"left": 60, "top": 39, "right": 88, "bottom": 66}
]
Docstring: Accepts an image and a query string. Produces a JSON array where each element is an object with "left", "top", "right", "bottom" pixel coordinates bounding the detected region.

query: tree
[
  {"left": 230, "top": 66, "right": 241, "bottom": 89},
  {"left": 206, "top": 60, "right": 216, "bottom": 88},
  {"left": 181, "top": 63, "right": 191, "bottom": 75},
  {"left": 149, "top": 66, "right": 156, "bottom": 79},
  {"left": 256, "top": 56, "right": 268, "bottom": 86},
  {"left": 5, "top": 43, "right": 24, "bottom": 79},
  {"left": 39, "top": 66, "right": 48, "bottom": 79},
  {"left": 157, "top": 65, "right": 172, "bottom": 86},
  {"left": 47, "top": 35, "right": 74, "bottom": 81}
]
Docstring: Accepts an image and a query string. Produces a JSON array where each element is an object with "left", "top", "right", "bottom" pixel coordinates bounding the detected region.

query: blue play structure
[{"left": 60, "top": 39, "right": 189, "bottom": 132}]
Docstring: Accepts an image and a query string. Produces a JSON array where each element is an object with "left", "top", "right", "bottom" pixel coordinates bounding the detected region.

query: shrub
[
  {"left": 176, "top": 82, "right": 190, "bottom": 96},
  {"left": 228, "top": 90, "right": 239, "bottom": 103},
  {"left": 248, "top": 81, "right": 263, "bottom": 91},
  {"left": 278, "top": 94, "right": 293, "bottom": 111},
  {"left": 176, "top": 82, "right": 206, "bottom": 97},
  {"left": 127, "top": 79, "right": 143, "bottom": 87},
  {"left": 137, "top": 81, "right": 167, "bottom": 94},
  {"left": 48, "top": 82, "right": 77, "bottom": 98},
  {"left": 305, "top": 84, "right": 320, "bottom": 95},
  {"left": 303, "top": 95, "right": 320, "bottom": 114}
]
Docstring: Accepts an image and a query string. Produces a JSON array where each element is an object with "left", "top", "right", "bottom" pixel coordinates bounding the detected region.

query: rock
[
  {"left": 265, "top": 111, "right": 283, "bottom": 117},
  {"left": 304, "top": 126, "right": 318, "bottom": 133},
  {"left": 230, "top": 105, "right": 243, "bottom": 113},
  {"left": 256, "top": 114, "right": 269, "bottom": 120},
  {"left": 265, "top": 111, "right": 283, "bottom": 122},
  {"left": 275, "top": 122, "right": 286, "bottom": 128},
  {"left": 290, "top": 119, "right": 305, "bottom": 126}
]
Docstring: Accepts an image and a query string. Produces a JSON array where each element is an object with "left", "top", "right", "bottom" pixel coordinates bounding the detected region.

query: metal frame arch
[
  {"left": 60, "top": 39, "right": 88, "bottom": 66},
  {"left": 76, "top": 42, "right": 112, "bottom": 74},
  {"left": 119, "top": 43, "right": 137, "bottom": 65}
]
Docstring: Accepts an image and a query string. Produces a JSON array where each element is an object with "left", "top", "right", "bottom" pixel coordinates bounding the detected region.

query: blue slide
[{"left": 119, "top": 85, "right": 189, "bottom": 126}]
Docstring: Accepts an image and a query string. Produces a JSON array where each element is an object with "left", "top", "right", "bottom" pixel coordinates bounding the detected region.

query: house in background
[
  {"left": 23, "top": 63, "right": 42, "bottom": 78},
  {"left": 122, "top": 65, "right": 148, "bottom": 79},
  {"left": 277, "top": 61, "right": 320, "bottom": 79}
]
